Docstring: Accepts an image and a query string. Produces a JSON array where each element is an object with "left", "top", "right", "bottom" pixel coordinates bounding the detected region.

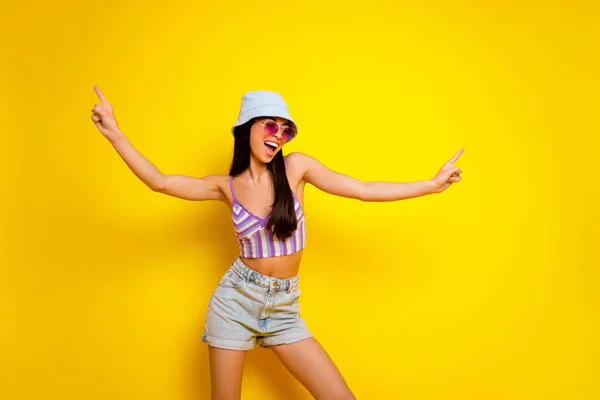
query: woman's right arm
[
  {"left": 110, "top": 134, "right": 225, "bottom": 201},
  {"left": 91, "top": 86, "right": 225, "bottom": 202}
]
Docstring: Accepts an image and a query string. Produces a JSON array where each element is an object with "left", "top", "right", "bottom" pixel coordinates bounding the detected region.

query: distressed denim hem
[
  {"left": 202, "top": 333, "right": 254, "bottom": 351},
  {"left": 258, "top": 333, "right": 314, "bottom": 348}
]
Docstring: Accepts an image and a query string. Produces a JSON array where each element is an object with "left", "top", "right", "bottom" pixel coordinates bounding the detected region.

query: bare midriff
[{"left": 240, "top": 250, "right": 303, "bottom": 279}]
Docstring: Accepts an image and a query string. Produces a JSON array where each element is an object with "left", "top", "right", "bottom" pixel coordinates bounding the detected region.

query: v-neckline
[{"left": 234, "top": 199, "right": 271, "bottom": 225}]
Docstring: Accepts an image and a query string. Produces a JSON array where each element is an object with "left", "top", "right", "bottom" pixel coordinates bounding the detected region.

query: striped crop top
[{"left": 229, "top": 176, "right": 306, "bottom": 258}]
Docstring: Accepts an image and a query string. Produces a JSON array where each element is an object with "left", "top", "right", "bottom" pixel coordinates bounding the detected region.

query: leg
[
  {"left": 208, "top": 346, "right": 247, "bottom": 400},
  {"left": 271, "top": 337, "right": 355, "bottom": 400}
]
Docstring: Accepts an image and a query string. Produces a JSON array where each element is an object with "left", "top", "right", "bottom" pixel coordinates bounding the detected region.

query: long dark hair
[{"left": 229, "top": 118, "right": 297, "bottom": 239}]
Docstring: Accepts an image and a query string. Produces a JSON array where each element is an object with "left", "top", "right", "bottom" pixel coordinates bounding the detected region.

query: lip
[
  {"left": 264, "top": 143, "right": 277, "bottom": 156},
  {"left": 263, "top": 138, "right": 280, "bottom": 156}
]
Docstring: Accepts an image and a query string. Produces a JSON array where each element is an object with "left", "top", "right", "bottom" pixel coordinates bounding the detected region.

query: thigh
[
  {"left": 208, "top": 346, "right": 247, "bottom": 400},
  {"left": 271, "top": 337, "right": 355, "bottom": 400}
]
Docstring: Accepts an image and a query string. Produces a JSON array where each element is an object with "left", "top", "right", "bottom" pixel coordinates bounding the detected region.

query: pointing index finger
[
  {"left": 447, "top": 148, "right": 464, "bottom": 165},
  {"left": 93, "top": 86, "right": 109, "bottom": 104}
]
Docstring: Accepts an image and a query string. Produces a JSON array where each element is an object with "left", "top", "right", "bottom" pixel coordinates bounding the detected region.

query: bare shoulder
[
  {"left": 284, "top": 151, "right": 316, "bottom": 178},
  {"left": 203, "top": 174, "right": 230, "bottom": 183},
  {"left": 204, "top": 173, "right": 231, "bottom": 191},
  {"left": 284, "top": 152, "right": 313, "bottom": 198}
]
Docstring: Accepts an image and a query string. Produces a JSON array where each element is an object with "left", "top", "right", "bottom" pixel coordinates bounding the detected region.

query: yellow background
[{"left": 2, "top": 0, "right": 599, "bottom": 399}]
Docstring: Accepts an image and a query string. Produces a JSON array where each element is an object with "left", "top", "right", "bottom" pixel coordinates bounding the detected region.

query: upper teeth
[{"left": 265, "top": 141, "right": 278, "bottom": 148}]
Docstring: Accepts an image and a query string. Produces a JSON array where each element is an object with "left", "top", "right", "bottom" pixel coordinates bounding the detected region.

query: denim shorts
[{"left": 202, "top": 257, "right": 313, "bottom": 350}]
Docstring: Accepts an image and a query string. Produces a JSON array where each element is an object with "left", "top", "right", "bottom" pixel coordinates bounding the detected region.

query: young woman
[{"left": 91, "top": 86, "right": 463, "bottom": 400}]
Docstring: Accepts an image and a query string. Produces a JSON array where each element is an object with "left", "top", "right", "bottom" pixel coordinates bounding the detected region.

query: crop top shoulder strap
[{"left": 229, "top": 175, "right": 238, "bottom": 202}]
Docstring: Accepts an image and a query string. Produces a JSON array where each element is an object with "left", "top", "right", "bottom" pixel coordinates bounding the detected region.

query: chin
[
  {"left": 264, "top": 152, "right": 278, "bottom": 163},
  {"left": 251, "top": 152, "right": 272, "bottom": 164}
]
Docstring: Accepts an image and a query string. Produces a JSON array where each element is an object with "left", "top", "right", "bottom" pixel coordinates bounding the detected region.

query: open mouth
[{"left": 264, "top": 140, "right": 278, "bottom": 156}]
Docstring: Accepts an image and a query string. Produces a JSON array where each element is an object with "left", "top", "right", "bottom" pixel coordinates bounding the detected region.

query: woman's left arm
[{"left": 288, "top": 149, "right": 464, "bottom": 201}]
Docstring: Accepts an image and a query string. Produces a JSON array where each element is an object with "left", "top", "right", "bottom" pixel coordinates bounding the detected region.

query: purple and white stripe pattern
[{"left": 230, "top": 176, "right": 306, "bottom": 258}]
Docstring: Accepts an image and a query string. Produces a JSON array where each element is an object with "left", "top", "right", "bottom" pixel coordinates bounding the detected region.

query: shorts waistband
[{"left": 231, "top": 256, "right": 299, "bottom": 292}]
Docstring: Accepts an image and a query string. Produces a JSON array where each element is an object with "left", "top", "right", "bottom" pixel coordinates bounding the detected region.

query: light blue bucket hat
[{"left": 232, "top": 90, "right": 298, "bottom": 142}]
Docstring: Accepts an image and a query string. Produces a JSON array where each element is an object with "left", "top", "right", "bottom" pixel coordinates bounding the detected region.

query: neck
[{"left": 247, "top": 154, "right": 270, "bottom": 182}]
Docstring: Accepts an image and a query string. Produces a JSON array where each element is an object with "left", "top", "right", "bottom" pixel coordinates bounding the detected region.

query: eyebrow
[{"left": 266, "top": 117, "right": 290, "bottom": 127}]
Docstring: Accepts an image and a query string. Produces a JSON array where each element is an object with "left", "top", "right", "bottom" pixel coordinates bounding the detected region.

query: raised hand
[
  {"left": 91, "top": 86, "right": 121, "bottom": 140},
  {"left": 431, "top": 148, "right": 464, "bottom": 193}
]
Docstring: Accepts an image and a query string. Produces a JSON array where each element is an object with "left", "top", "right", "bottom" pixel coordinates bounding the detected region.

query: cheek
[
  {"left": 249, "top": 130, "right": 263, "bottom": 146},
  {"left": 250, "top": 139, "right": 262, "bottom": 153},
  {"left": 249, "top": 135, "right": 267, "bottom": 155}
]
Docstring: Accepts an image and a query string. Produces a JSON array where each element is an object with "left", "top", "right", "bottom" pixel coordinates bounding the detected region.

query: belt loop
[
  {"left": 235, "top": 257, "right": 245, "bottom": 281},
  {"left": 241, "top": 261, "right": 249, "bottom": 281},
  {"left": 289, "top": 277, "right": 297, "bottom": 292}
]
